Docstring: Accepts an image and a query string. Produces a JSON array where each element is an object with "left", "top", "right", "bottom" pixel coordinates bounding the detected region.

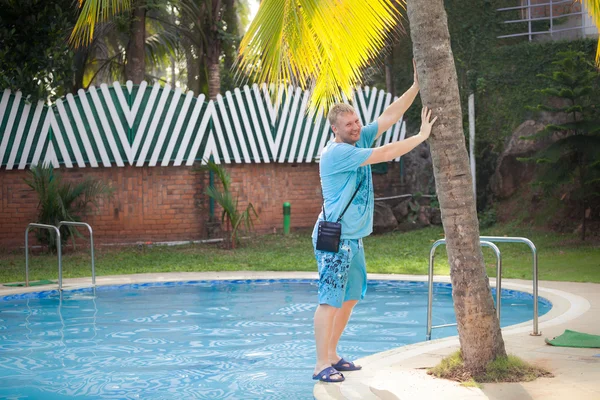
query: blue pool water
[{"left": 0, "top": 280, "right": 551, "bottom": 399}]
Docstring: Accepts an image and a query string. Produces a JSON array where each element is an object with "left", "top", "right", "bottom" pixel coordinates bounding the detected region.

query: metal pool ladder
[
  {"left": 25, "top": 221, "right": 96, "bottom": 291},
  {"left": 426, "top": 236, "right": 540, "bottom": 340}
]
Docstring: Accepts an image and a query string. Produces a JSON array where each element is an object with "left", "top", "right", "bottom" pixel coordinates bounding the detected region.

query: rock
[
  {"left": 373, "top": 203, "right": 398, "bottom": 233},
  {"left": 392, "top": 201, "right": 409, "bottom": 223},
  {"left": 491, "top": 119, "right": 565, "bottom": 199},
  {"left": 205, "top": 218, "right": 221, "bottom": 239},
  {"left": 418, "top": 206, "right": 430, "bottom": 225},
  {"left": 373, "top": 138, "right": 433, "bottom": 197},
  {"left": 402, "top": 141, "right": 433, "bottom": 195},
  {"left": 429, "top": 207, "right": 442, "bottom": 225}
]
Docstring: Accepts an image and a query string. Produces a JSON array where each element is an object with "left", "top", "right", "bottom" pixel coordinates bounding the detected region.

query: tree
[
  {"left": 70, "top": 0, "right": 149, "bottom": 84},
  {"left": 68, "top": 0, "right": 248, "bottom": 96},
  {"left": 239, "top": 0, "right": 507, "bottom": 375},
  {"left": 205, "top": 0, "right": 223, "bottom": 99},
  {"left": 24, "top": 164, "right": 113, "bottom": 252},
  {"left": 0, "top": 0, "right": 78, "bottom": 102},
  {"left": 407, "top": 0, "right": 506, "bottom": 373},
  {"left": 521, "top": 51, "right": 600, "bottom": 241},
  {"left": 196, "top": 160, "right": 258, "bottom": 249},
  {"left": 125, "top": 0, "right": 147, "bottom": 83}
]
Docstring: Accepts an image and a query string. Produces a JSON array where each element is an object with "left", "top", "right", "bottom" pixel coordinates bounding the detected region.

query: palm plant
[
  {"left": 24, "top": 164, "right": 113, "bottom": 252},
  {"left": 71, "top": 2, "right": 182, "bottom": 87},
  {"left": 196, "top": 160, "right": 258, "bottom": 249},
  {"left": 69, "top": 0, "right": 249, "bottom": 96},
  {"left": 238, "top": 0, "right": 401, "bottom": 110}
]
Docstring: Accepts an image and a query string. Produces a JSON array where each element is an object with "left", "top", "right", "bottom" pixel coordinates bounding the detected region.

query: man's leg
[
  {"left": 312, "top": 241, "right": 352, "bottom": 380},
  {"left": 328, "top": 239, "right": 367, "bottom": 368},
  {"left": 313, "top": 304, "right": 343, "bottom": 380},
  {"left": 328, "top": 299, "right": 358, "bottom": 365}
]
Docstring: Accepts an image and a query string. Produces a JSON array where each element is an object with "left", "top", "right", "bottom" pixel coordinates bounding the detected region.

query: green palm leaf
[
  {"left": 70, "top": 0, "right": 132, "bottom": 48},
  {"left": 582, "top": 0, "right": 600, "bottom": 65},
  {"left": 23, "top": 164, "right": 112, "bottom": 251},
  {"left": 238, "top": 0, "right": 402, "bottom": 111},
  {"left": 197, "top": 160, "right": 258, "bottom": 248}
]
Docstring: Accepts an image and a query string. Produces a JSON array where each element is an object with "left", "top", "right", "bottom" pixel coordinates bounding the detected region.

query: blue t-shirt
[{"left": 312, "top": 121, "right": 378, "bottom": 240}]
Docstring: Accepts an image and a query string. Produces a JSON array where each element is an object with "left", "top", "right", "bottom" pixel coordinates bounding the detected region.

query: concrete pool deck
[{"left": 1, "top": 272, "right": 599, "bottom": 400}]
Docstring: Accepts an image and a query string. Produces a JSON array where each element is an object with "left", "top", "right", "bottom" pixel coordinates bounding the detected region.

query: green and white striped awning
[{"left": 0, "top": 81, "right": 406, "bottom": 169}]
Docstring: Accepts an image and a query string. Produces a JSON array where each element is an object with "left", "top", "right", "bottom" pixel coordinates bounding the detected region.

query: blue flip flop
[
  {"left": 312, "top": 366, "right": 345, "bottom": 382},
  {"left": 332, "top": 357, "right": 362, "bottom": 371}
]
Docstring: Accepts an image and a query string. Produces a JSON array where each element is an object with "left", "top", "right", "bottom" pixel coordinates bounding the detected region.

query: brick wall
[
  {"left": 0, "top": 162, "right": 413, "bottom": 250},
  {"left": 0, "top": 164, "right": 322, "bottom": 249}
]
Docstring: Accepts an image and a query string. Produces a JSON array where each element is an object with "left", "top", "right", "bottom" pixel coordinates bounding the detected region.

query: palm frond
[
  {"left": 197, "top": 159, "right": 232, "bottom": 191},
  {"left": 23, "top": 164, "right": 111, "bottom": 251},
  {"left": 238, "top": 0, "right": 402, "bottom": 111},
  {"left": 581, "top": 0, "right": 600, "bottom": 65},
  {"left": 70, "top": 0, "right": 132, "bottom": 48},
  {"left": 199, "top": 160, "right": 259, "bottom": 248},
  {"left": 145, "top": 31, "right": 180, "bottom": 67}
]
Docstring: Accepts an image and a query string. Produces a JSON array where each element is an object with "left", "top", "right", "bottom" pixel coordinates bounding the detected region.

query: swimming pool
[{"left": 0, "top": 280, "right": 551, "bottom": 399}]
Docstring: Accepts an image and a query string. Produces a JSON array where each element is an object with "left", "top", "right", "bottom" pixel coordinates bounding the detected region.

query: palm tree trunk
[
  {"left": 125, "top": 0, "right": 146, "bottom": 83},
  {"left": 207, "top": 0, "right": 222, "bottom": 99},
  {"left": 207, "top": 47, "right": 220, "bottom": 99},
  {"left": 407, "top": 0, "right": 506, "bottom": 374},
  {"left": 182, "top": 8, "right": 202, "bottom": 95},
  {"left": 72, "top": 48, "right": 88, "bottom": 92},
  {"left": 223, "top": 0, "right": 238, "bottom": 69}
]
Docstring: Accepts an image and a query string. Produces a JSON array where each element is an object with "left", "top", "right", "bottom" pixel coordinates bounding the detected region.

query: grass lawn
[{"left": 1, "top": 225, "right": 599, "bottom": 284}]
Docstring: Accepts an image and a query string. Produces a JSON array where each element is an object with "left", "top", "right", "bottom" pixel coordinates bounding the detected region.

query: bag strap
[{"left": 322, "top": 178, "right": 364, "bottom": 223}]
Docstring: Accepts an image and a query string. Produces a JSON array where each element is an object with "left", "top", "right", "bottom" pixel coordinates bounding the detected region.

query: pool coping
[{"left": 1, "top": 272, "right": 597, "bottom": 400}]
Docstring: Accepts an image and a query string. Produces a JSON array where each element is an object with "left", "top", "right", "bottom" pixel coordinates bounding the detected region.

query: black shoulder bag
[{"left": 316, "top": 179, "right": 363, "bottom": 253}]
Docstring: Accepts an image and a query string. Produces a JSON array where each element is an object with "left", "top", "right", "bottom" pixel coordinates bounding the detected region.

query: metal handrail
[
  {"left": 503, "top": 11, "right": 588, "bottom": 24},
  {"left": 498, "top": 24, "right": 591, "bottom": 38},
  {"left": 25, "top": 223, "right": 62, "bottom": 290},
  {"left": 479, "top": 236, "right": 540, "bottom": 336},
  {"left": 58, "top": 221, "right": 96, "bottom": 286},
  {"left": 497, "top": 0, "right": 576, "bottom": 11},
  {"left": 497, "top": 0, "right": 597, "bottom": 40},
  {"left": 427, "top": 239, "right": 502, "bottom": 340}
]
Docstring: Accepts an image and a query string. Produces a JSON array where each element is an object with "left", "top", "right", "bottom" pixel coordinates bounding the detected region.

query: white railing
[{"left": 498, "top": 0, "right": 598, "bottom": 40}]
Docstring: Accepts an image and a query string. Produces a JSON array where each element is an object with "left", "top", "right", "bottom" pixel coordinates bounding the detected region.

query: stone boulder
[
  {"left": 428, "top": 207, "right": 442, "bottom": 225},
  {"left": 373, "top": 202, "right": 398, "bottom": 233},
  {"left": 402, "top": 142, "right": 434, "bottom": 195},
  {"left": 373, "top": 138, "right": 434, "bottom": 200},
  {"left": 491, "top": 120, "right": 561, "bottom": 199},
  {"left": 417, "top": 206, "right": 430, "bottom": 226},
  {"left": 392, "top": 201, "right": 409, "bottom": 223}
]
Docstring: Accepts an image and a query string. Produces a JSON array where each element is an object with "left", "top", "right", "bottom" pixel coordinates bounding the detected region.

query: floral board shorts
[{"left": 313, "top": 238, "right": 367, "bottom": 308}]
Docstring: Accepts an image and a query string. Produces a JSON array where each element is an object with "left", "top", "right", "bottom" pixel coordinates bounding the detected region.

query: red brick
[{"left": 1, "top": 163, "right": 406, "bottom": 248}]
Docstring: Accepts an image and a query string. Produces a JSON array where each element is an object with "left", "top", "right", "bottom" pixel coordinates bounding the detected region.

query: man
[{"left": 311, "top": 64, "right": 438, "bottom": 383}]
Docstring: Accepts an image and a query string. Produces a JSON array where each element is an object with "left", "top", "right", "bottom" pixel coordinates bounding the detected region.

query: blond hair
[{"left": 327, "top": 103, "right": 356, "bottom": 127}]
